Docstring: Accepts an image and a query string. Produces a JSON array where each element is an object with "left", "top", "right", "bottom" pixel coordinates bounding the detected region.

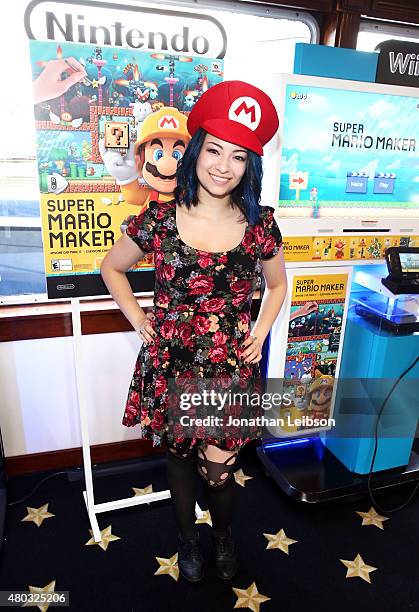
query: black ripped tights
[{"left": 165, "top": 443, "right": 238, "bottom": 540}]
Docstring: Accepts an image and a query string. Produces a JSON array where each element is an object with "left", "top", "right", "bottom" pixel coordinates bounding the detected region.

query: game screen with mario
[
  {"left": 400, "top": 252, "right": 419, "bottom": 273},
  {"left": 277, "top": 76, "right": 419, "bottom": 217}
]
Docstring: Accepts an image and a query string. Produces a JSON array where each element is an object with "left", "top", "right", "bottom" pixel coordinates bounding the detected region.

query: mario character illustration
[
  {"left": 279, "top": 383, "right": 308, "bottom": 433},
  {"left": 309, "top": 187, "right": 318, "bottom": 202},
  {"left": 334, "top": 239, "right": 345, "bottom": 259},
  {"left": 323, "top": 237, "right": 332, "bottom": 258},
  {"left": 99, "top": 106, "right": 191, "bottom": 214},
  {"left": 307, "top": 372, "right": 334, "bottom": 420},
  {"left": 358, "top": 237, "right": 367, "bottom": 259},
  {"left": 294, "top": 384, "right": 308, "bottom": 413},
  {"left": 289, "top": 383, "right": 310, "bottom": 431}
]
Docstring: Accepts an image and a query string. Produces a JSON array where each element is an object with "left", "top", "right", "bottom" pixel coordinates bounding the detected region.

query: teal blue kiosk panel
[
  {"left": 294, "top": 43, "right": 378, "bottom": 82},
  {"left": 322, "top": 282, "right": 419, "bottom": 474}
]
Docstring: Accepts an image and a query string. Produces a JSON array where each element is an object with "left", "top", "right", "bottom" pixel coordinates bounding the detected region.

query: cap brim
[{"left": 201, "top": 118, "right": 263, "bottom": 156}]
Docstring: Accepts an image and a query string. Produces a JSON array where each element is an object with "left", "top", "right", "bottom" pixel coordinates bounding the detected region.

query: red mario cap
[{"left": 187, "top": 80, "right": 279, "bottom": 156}]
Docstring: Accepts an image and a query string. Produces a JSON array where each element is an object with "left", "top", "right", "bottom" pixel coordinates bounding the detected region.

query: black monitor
[{"left": 385, "top": 247, "right": 419, "bottom": 280}]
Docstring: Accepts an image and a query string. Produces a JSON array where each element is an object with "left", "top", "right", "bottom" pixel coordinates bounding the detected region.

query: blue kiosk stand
[
  {"left": 256, "top": 44, "right": 419, "bottom": 502},
  {"left": 322, "top": 265, "right": 418, "bottom": 475},
  {"left": 257, "top": 265, "right": 419, "bottom": 502}
]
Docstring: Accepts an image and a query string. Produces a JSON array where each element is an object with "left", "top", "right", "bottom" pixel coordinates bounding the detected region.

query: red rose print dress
[{"left": 122, "top": 199, "right": 282, "bottom": 453}]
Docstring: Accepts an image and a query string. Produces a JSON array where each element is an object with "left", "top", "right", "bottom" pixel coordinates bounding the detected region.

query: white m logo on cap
[{"left": 228, "top": 96, "right": 261, "bottom": 131}]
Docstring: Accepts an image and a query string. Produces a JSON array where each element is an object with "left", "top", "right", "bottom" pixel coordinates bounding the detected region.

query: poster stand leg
[{"left": 70, "top": 298, "right": 203, "bottom": 543}]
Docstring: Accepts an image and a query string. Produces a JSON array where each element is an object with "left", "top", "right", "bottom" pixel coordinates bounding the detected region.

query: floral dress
[{"left": 122, "top": 199, "right": 282, "bottom": 454}]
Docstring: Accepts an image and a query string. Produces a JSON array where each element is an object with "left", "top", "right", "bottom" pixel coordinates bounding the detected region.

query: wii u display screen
[
  {"left": 400, "top": 253, "right": 419, "bottom": 273},
  {"left": 278, "top": 79, "right": 419, "bottom": 216}
]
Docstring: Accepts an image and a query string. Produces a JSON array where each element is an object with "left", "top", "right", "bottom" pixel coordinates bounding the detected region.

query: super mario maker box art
[{"left": 29, "top": 39, "right": 223, "bottom": 296}]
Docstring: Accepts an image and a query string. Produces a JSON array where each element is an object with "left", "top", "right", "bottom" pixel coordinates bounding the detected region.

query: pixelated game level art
[
  {"left": 288, "top": 299, "right": 344, "bottom": 339},
  {"left": 282, "top": 297, "right": 343, "bottom": 429},
  {"left": 31, "top": 41, "right": 223, "bottom": 194}
]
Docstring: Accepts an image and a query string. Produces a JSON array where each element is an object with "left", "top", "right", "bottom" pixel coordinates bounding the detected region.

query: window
[
  {"left": 0, "top": 0, "right": 44, "bottom": 300},
  {"left": 357, "top": 18, "right": 419, "bottom": 52},
  {"left": 0, "top": 0, "right": 316, "bottom": 301}
]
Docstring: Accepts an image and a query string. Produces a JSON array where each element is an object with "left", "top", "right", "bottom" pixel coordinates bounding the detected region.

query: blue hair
[{"left": 174, "top": 128, "right": 263, "bottom": 225}]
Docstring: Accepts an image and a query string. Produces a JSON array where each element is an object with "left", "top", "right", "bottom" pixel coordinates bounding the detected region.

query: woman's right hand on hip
[{"left": 135, "top": 312, "right": 156, "bottom": 345}]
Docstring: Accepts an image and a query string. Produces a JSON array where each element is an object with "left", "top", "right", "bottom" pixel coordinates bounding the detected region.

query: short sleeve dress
[{"left": 122, "top": 199, "right": 282, "bottom": 454}]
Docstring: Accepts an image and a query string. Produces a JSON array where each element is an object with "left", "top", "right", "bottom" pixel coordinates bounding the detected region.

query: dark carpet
[{"left": 1, "top": 441, "right": 418, "bottom": 612}]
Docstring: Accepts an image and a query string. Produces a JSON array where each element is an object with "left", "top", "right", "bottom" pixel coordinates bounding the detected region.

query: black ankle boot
[
  {"left": 212, "top": 527, "right": 238, "bottom": 580},
  {"left": 177, "top": 533, "right": 204, "bottom": 582}
]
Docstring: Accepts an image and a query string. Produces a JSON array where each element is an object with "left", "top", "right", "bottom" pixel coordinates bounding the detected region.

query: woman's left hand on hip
[{"left": 240, "top": 333, "right": 263, "bottom": 364}]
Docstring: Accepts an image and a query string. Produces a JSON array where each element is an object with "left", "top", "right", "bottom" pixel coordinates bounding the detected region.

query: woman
[{"left": 101, "top": 80, "right": 288, "bottom": 583}]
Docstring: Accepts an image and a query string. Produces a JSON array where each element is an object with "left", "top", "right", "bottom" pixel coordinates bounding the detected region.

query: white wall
[{"left": 0, "top": 331, "right": 144, "bottom": 457}]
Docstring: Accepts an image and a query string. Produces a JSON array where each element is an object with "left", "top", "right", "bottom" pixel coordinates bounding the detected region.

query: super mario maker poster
[
  {"left": 28, "top": 39, "right": 223, "bottom": 297},
  {"left": 278, "top": 271, "right": 350, "bottom": 436}
]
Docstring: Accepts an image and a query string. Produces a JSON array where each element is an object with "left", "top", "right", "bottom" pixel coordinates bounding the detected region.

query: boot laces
[
  {"left": 182, "top": 538, "right": 201, "bottom": 561},
  {"left": 216, "top": 531, "right": 234, "bottom": 555}
]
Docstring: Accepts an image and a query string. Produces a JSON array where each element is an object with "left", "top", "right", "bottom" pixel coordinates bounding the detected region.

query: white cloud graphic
[
  {"left": 281, "top": 152, "right": 299, "bottom": 174},
  {"left": 358, "top": 159, "right": 380, "bottom": 176},
  {"left": 387, "top": 159, "right": 401, "bottom": 170},
  {"left": 325, "top": 159, "right": 342, "bottom": 172},
  {"left": 378, "top": 120, "right": 392, "bottom": 130},
  {"left": 297, "top": 94, "right": 331, "bottom": 114},
  {"left": 328, "top": 114, "right": 345, "bottom": 127},
  {"left": 368, "top": 99, "right": 396, "bottom": 120},
  {"left": 284, "top": 127, "right": 331, "bottom": 152}
]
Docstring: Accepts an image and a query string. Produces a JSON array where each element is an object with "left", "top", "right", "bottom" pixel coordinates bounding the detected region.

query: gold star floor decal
[
  {"left": 356, "top": 506, "right": 389, "bottom": 530},
  {"left": 233, "top": 581, "right": 270, "bottom": 612},
  {"left": 154, "top": 553, "right": 179, "bottom": 581},
  {"left": 85, "top": 525, "right": 121, "bottom": 551},
  {"left": 21, "top": 504, "right": 54, "bottom": 527},
  {"left": 22, "top": 580, "right": 56, "bottom": 612},
  {"left": 263, "top": 528, "right": 298, "bottom": 554},
  {"left": 195, "top": 509, "right": 212, "bottom": 526},
  {"left": 234, "top": 468, "right": 253, "bottom": 487},
  {"left": 132, "top": 485, "right": 153, "bottom": 503},
  {"left": 340, "top": 553, "right": 378, "bottom": 583}
]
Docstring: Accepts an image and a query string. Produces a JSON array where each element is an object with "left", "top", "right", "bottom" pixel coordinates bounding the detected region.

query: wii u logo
[{"left": 389, "top": 52, "right": 419, "bottom": 77}]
